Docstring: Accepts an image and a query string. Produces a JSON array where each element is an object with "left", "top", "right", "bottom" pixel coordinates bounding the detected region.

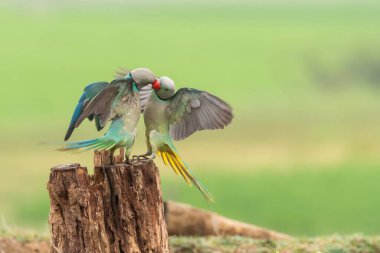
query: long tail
[
  {"left": 158, "top": 147, "right": 215, "bottom": 202},
  {"left": 58, "top": 137, "right": 117, "bottom": 152}
]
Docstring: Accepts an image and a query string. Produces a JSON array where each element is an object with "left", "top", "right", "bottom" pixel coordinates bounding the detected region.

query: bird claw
[
  {"left": 132, "top": 154, "right": 156, "bottom": 162},
  {"left": 132, "top": 155, "right": 149, "bottom": 161}
]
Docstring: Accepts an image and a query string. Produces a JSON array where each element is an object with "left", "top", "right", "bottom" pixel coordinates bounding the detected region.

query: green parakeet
[
  {"left": 139, "top": 76, "right": 233, "bottom": 200},
  {"left": 61, "top": 68, "right": 156, "bottom": 161}
]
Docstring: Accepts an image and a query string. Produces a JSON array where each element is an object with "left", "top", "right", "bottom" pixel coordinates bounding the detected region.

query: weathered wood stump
[{"left": 48, "top": 150, "right": 169, "bottom": 253}]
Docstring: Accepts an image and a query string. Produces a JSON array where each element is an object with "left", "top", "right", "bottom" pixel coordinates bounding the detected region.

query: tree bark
[
  {"left": 165, "top": 201, "right": 293, "bottom": 240},
  {"left": 48, "top": 150, "right": 169, "bottom": 253}
]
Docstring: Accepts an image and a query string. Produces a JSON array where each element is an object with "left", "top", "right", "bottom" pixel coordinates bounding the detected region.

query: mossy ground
[
  {"left": 1, "top": 230, "right": 380, "bottom": 253},
  {"left": 170, "top": 236, "right": 380, "bottom": 253}
]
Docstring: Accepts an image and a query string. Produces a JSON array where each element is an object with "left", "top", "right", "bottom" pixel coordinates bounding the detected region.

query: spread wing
[
  {"left": 114, "top": 67, "right": 153, "bottom": 112},
  {"left": 75, "top": 79, "right": 131, "bottom": 130},
  {"left": 166, "top": 88, "right": 233, "bottom": 141},
  {"left": 64, "top": 81, "right": 108, "bottom": 141}
]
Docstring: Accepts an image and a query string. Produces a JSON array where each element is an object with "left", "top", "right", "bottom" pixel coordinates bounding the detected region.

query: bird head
[
  {"left": 129, "top": 68, "right": 156, "bottom": 90},
  {"left": 152, "top": 76, "right": 176, "bottom": 99}
]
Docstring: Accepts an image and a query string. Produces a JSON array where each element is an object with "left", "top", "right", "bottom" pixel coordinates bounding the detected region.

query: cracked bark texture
[{"left": 48, "top": 150, "right": 169, "bottom": 253}]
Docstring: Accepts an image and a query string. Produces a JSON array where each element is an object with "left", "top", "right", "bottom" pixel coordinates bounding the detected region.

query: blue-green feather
[
  {"left": 64, "top": 82, "right": 108, "bottom": 141},
  {"left": 61, "top": 118, "right": 130, "bottom": 152},
  {"left": 64, "top": 92, "right": 87, "bottom": 141}
]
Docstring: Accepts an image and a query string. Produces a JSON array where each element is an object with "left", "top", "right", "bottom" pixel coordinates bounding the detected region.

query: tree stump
[{"left": 48, "top": 150, "right": 169, "bottom": 253}]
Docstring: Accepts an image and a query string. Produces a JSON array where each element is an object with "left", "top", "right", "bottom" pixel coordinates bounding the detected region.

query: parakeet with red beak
[
  {"left": 61, "top": 68, "right": 157, "bottom": 161},
  {"left": 138, "top": 76, "right": 233, "bottom": 200}
]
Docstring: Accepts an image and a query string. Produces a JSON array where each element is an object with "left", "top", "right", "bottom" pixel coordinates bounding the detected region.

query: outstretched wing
[
  {"left": 64, "top": 81, "right": 108, "bottom": 141},
  {"left": 114, "top": 67, "right": 153, "bottom": 112},
  {"left": 75, "top": 79, "right": 130, "bottom": 129},
  {"left": 166, "top": 88, "right": 233, "bottom": 141}
]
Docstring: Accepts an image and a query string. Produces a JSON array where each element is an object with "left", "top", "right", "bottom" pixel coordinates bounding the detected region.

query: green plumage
[
  {"left": 61, "top": 68, "right": 156, "bottom": 160},
  {"left": 143, "top": 79, "right": 233, "bottom": 201}
]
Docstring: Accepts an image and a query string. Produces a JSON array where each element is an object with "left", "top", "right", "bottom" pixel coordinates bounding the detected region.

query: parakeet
[
  {"left": 61, "top": 68, "right": 157, "bottom": 161},
  {"left": 139, "top": 76, "right": 233, "bottom": 200}
]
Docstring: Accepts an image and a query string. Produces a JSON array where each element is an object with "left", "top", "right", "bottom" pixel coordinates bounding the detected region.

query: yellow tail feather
[{"left": 158, "top": 149, "right": 215, "bottom": 202}]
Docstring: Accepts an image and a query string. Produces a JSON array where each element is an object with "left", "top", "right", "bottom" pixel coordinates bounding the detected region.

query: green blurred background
[{"left": 1, "top": 0, "right": 380, "bottom": 237}]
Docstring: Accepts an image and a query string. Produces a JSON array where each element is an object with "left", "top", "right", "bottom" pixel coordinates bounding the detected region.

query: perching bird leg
[
  {"left": 124, "top": 156, "right": 132, "bottom": 165},
  {"left": 109, "top": 148, "right": 115, "bottom": 164}
]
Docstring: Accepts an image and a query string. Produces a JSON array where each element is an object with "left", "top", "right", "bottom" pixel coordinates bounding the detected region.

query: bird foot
[
  {"left": 132, "top": 154, "right": 156, "bottom": 162},
  {"left": 123, "top": 157, "right": 133, "bottom": 165}
]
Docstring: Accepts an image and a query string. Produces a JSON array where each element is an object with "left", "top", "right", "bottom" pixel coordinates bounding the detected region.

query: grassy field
[
  {"left": 2, "top": 232, "right": 380, "bottom": 253},
  {"left": 1, "top": 3, "right": 380, "bottom": 237}
]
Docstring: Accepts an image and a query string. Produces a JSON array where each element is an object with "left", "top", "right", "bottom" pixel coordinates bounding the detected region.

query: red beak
[{"left": 152, "top": 79, "right": 161, "bottom": 91}]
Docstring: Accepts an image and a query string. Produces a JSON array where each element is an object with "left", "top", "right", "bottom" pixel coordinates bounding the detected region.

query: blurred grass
[
  {"left": 1, "top": 3, "right": 380, "bottom": 236},
  {"left": 164, "top": 162, "right": 380, "bottom": 236}
]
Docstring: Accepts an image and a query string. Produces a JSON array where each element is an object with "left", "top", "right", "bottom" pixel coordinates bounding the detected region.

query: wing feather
[
  {"left": 64, "top": 81, "right": 108, "bottom": 141},
  {"left": 167, "top": 88, "right": 233, "bottom": 141},
  {"left": 139, "top": 84, "right": 153, "bottom": 112},
  {"left": 114, "top": 67, "right": 131, "bottom": 79},
  {"left": 75, "top": 79, "right": 128, "bottom": 128}
]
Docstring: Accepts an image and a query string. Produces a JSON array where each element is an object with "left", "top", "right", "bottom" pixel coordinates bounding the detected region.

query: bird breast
[{"left": 144, "top": 94, "right": 169, "bottom": 133}]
